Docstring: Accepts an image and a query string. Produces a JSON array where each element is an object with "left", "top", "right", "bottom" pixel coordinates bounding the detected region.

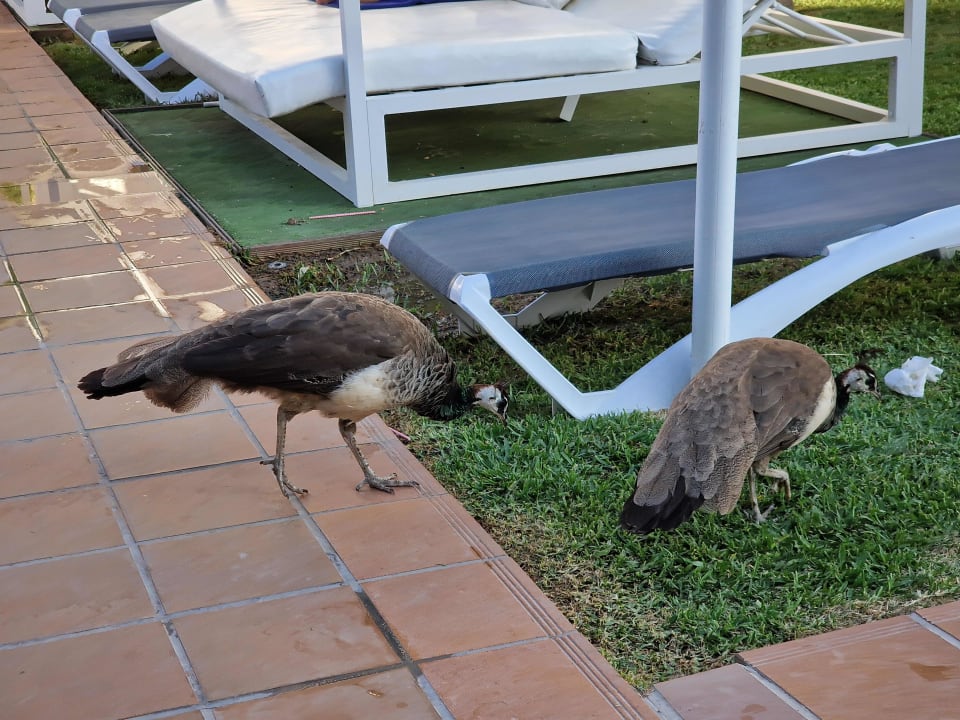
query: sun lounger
[
  {"left": 49, "top": 0, "right": 212, "bottom": 104},
  {"left": 5, "top": 0, "right": 59, "bottom": 25},
  {"left": 381, "top": 137, "right": 960, "bottom": 416},
  {"left": 150, "top": 0, "right": 926, "bottom": 206}
]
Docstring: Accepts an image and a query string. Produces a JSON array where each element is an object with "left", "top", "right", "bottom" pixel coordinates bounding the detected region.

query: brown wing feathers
[
  {"left": 620, "top": 338, "right": 838, "bottom": 535},
  {"left": 78, "top": 292, "right": 426, "bottom": 407}
]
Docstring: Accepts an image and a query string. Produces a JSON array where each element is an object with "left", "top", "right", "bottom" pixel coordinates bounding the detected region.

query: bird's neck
[
  {"left": 819, "top": 373, "right": 852, "bottom": 432},
  {"left": 412, "top": 384, "right": 473, "bottom": 421}
]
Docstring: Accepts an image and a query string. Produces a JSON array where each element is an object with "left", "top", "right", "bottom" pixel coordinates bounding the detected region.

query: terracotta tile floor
[{"left": 1, "top": 6, "right": 958, "bottom": 719}]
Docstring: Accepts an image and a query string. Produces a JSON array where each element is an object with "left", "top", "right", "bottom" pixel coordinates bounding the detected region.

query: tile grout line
[
  {"left": 46, "top": 346, "right": 211, "bottom": 709},
  {"left": 737, "top": 661, "right": 823, "bottom": 720},
  {"left": 910, "top": 612, "right": 960, "bottom": 651},
  {"left": 286, "top": 492, "right": 457, "bottom": 720}
]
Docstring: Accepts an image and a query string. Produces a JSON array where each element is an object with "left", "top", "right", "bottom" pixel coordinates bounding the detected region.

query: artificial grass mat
[{"left": 111, "top": 83, "right": 852, "bottom": 252}]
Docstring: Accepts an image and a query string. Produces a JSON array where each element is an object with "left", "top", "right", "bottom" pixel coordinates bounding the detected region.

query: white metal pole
[{"left": 690, "top": 0, "right": 744, "bottom": 374}]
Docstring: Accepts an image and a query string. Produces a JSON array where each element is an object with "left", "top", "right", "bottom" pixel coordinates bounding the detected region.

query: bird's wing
[
  {"left": 629, "top": 343, "right": 760, "bottom": 522},
  {"left": 179, "top": 294, "right": 415, "bottom": 393},
  {"left": 748, "top": 341, "right": 833, "bottom": 459}
]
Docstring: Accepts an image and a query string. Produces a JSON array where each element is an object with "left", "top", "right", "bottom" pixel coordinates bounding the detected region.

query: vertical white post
[
  {"left": 338, "top": 0, "right": 375, "bottom": 206},
  {"left": 897, "top": 0, "right": 926, "bottom": 136},
  {"left": 690, "top": 0, "right": 744, "bottom": 374}
]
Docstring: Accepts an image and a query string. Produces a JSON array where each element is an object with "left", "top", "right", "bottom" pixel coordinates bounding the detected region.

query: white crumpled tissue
[{"left": 883, "top": 356, "right": 943, "bottom": 398}]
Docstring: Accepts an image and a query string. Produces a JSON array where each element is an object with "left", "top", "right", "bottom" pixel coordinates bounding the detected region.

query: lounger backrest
[{"left": 566, "top": 0, "right": 762, "bottom": 65}]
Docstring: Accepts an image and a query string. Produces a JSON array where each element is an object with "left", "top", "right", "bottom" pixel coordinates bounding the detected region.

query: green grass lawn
[{"left": 40, "top": 0, "right": 960, "bottom": 691}]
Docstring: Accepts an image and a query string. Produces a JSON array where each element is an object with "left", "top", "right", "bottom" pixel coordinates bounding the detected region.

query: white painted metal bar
[
  {"left": 222, "top": 2, "right": 925, "bottom": 207},
  {"left": 690, "top": 0, "right": 743, "bottom": 373},
  {"left": 337, "top": 0, "right": 375, "bottom": 207}
]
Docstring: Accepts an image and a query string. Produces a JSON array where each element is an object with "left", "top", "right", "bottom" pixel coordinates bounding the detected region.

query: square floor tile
[
  {"left": 37, "top": 302, "right": 174, "bottom": 344},
  {"left": 0, "top": 130, "right": 39, "bottom": 152},
  {"left": 52, "top": 140, "right": 124, "bottom": 163},
  {"left": 0, "top": 316, "right": 39, "bottom": 352},
  {"left": 0, "top": 284, "right": 24, "bottom": 316},
  {"left": 122, "top": 235, "right": 217, "bottom": 267},
  {"left": 89, "top": 412, "right": 259, "bottom": 479},
  {"left": 424, "top": 638, "right": 656, "bottom": 720},
  {"left": 89, "top": 192, "right": 177, "bottom": 219},
  {"left": 142, "top": 519, "right": 341, "bottom": 612},
  {"left": 22, "top": 271, "right": 146, "bottom": 312},
  {"left": 919, "top": 602, "right": 960, "bottom": 641},
  {"left": 656, "top": 663, "right": 804, "bottom": 720},
  {"left": 163, "top": 290, "right": 259, "bottom": 332},
  {"left": 62, "top": 156, "right": 148, "bottom": 178},
  {"left": 365, "top": 562, "right": 546, "bottom": 659},
  {"left": 0, "top": 162, "right": 61, "bottom": 185},
  {"left": 114, "top": 461, "right": 295, "bottom": 540},
  {"left": 143, "top": 261, "right": 243, "bottom": 297},
  {"left": 8, "top": 244, "right": 126, "bottom": 282},
  {"left": 0, "top": 200, "right": 96, "bottom": 232},
  {"left": 0, "top": 434, "right": 100, "bottom": 498},
  {"left": 214, "top": 668, "right": 438, "bottom": 720},
  {"left": 173, "top": 588, "right": 398, "bottom": 700},
  {"left": 0, "top": 388, "right": 79, "bottom": 441},
  {"left": 0, "top": 622, "right": 197, "bottom": 720},
  {"left": 0, "top": 145, "right": 49, "bottom": 168},
  {"left": 0, "top": 548, "right": 154, "bottom": 644},
  {"left": 104, "top": 213, "right": 201, "bottom": 242},
  {"left": 317, "top": 498, "right": 485, "bottom": 580},
  {"left": 29, "top": 111, "right": 103, "bottom": 132},
  {"left": 740, "top": 615, "right": 960, "bottom": 720},
  {"left": 0, "top": 486, "right": 123, "bottom": 565},
  {"left": 289, "top": 447, "right": 423, "bottom": 512},
  {"left": 0, "top": 349, "right": 56, "bottom": 394},
  {"left": 0, "top": 222, "right": 112, "bottom": 254}
]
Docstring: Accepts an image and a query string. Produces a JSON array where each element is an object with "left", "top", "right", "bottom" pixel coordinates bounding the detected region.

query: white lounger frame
[
  {"left": 218, "top": 0, "right": 926, "bottom": 207},
  {"left": 60, "top": 6, "right": 213, "bottom": 105},
  {"left": 5, "top": 0, "right": 60, "bottom": 25},
  {"left": 427, "top": 204, "right": 960, "bottom": 418}
]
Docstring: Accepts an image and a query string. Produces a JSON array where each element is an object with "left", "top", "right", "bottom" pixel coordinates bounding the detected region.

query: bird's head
[
  {"left": 469, "top": 382, "right": 509, "bottom": 423},
  {"left": 837, "top": 363, "right": 881, "bottom": 399}
]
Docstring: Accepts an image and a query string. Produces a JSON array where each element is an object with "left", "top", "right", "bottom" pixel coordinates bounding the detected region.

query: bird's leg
[
  {"left": 748, "top": 470, "right": 770, "bottom": 524},
  {"left": 340, "top": 419, "right": 418, "bottom": 493},
  {"left": 261, "top": 407, "right": 308, "bottom": 496},
  {"left": 762, "top": 467, "right": 791, "bottom": 501},
  {"left": 750, "top": 459, "right": 790, "bottom": 523}
]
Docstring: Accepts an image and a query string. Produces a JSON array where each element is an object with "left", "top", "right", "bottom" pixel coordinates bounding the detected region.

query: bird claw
[
  {"left": 355, "top": 473, "right": 419, "bottom": 494},
  {"left": 261, "top": 458, "right": 308, "bottom": 496},
  {"left": 752, "top": 503, "right": 777, "bottom": 524}
]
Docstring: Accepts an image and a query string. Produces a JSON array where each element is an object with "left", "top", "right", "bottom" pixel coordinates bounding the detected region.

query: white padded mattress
[{"left": 152, "top": 0, "right": 639, "bottom": 118}]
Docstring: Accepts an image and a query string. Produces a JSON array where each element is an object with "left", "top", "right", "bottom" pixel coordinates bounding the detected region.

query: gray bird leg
[
  {"left": 748, "top": 470, "right": 771, "bottom": 524},
  {"left": 750, "top": 460, "right": 791, "bottom": 523},
  {"left": 339, "top": 419, "right": 418, "bottom": 493},
  {"left": 261, "top": 407, "right": 308, "bottom": 496}
]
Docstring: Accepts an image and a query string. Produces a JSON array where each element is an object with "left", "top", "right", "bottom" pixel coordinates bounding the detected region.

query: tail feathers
[
  {"left": 619, "top": 473, "right": 704, "bottom": 536},
  {"left": 78, "top": 367, "right": 148, "bottom": 400}
]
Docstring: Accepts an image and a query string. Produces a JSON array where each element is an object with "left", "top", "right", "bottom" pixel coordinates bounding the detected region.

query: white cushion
[
  {"left": 153, "top": 0, "right": 638, "bottom": 118},
  {"left": 512, "top": 0, "right": 571, "bottom": 8},
  {"left": 566, "top": 0, "right": 757, "bottom": 66}
]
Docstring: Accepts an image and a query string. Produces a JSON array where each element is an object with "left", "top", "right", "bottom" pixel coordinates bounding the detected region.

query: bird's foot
[
  {"left": 355, "top": 472, "right": 419, "bottom": 494},
  {"left": 261, "top": 458, "right": 308, "bottom": 497},
  {"left": 769, "top": 478, "right": 792, "bottom": 501},
  {"left": 752, "top": 502, "right": 777, "bottom": 524}
]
